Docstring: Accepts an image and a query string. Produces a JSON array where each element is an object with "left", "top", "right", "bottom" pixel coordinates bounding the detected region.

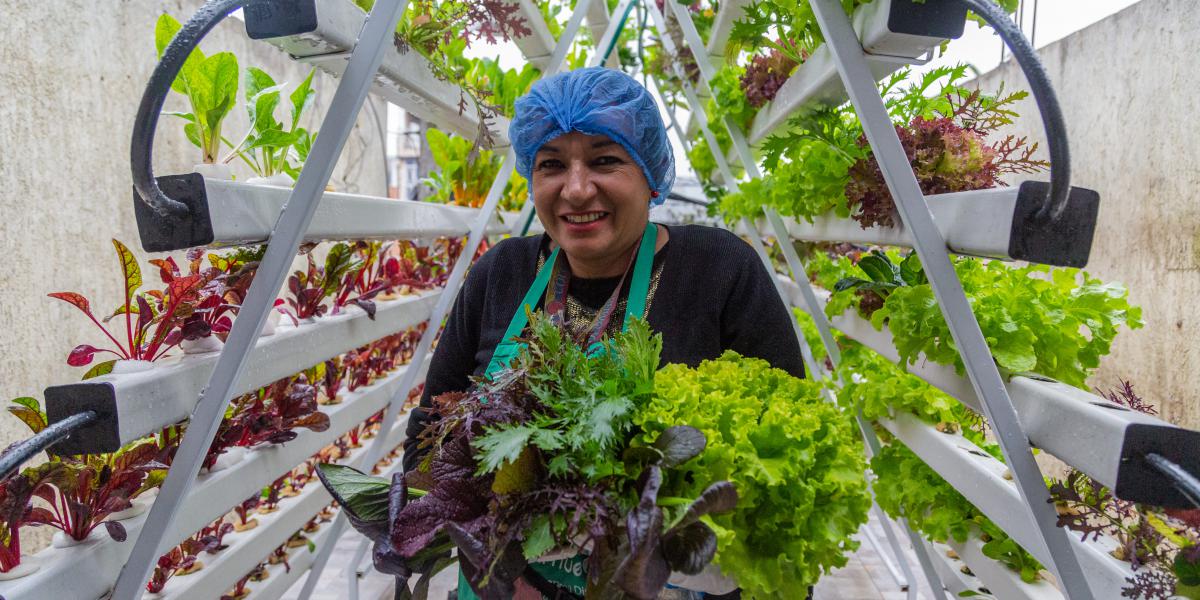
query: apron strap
[
  {"left": 485, "top": 222, "right": 658, "bottom": 376},
  {"left": 484, "top": 247, "right": 560, "bottom": 377},
  {"left": 624, "top": 222, "right": 658, "bottom": 326}
]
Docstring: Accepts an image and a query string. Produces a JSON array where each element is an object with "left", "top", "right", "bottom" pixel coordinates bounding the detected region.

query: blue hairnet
[{"left": 509, "top": 67, "right": 675, "bottom": 206}]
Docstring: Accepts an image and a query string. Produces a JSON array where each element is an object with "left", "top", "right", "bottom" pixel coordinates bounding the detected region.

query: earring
[{"left": 650, "top": 190, "right": 659, "bottom": 199}]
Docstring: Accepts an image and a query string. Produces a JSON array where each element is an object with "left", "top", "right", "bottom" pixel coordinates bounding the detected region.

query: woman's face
[{"left": 531, "top": 132, "right": 651, "bottom": 277}]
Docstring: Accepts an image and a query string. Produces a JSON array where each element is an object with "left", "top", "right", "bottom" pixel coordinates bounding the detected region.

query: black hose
[
  {"left": 1145, "top": 453, "right": 1200, "bottom": 509},
  {"left": 0, "top": 411, "right": 99, "bottom": 481},
  {"left": 959, "top": 0, "right": 1070, "bottom": 222},
  {"left": 131, "top": 0, "right": 253, "bottom": 218}
]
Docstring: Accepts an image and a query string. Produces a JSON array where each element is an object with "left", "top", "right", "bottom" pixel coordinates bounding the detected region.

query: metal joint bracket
[{"left": 243, "top": 0, "right": 320, "bottom": 39}]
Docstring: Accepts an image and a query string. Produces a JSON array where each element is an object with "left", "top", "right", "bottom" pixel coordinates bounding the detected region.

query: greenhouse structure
[{"left": 0, "top": 0, "right": 1197, "bottom": 599}]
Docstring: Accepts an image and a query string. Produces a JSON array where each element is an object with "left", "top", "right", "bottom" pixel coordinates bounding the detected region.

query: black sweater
[{"left": 402, "top": 224, "right": 804, "bottom": 471}]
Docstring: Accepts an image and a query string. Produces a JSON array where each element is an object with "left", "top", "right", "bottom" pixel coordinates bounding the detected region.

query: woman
[{"left": 402, "top": 67, "right": 804, "bottom": 598}]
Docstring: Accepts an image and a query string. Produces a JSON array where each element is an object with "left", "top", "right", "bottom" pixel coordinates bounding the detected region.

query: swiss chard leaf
[
  {"left": 316, "top": 463, "right": 391, "bottom": 524},
  {"left": 651, "top": 425, "right": 706, "bottom": 469},
  {"left": 290, "top": 69, "right": 316, "bottom": 129},
  {"left": 8, "top": 397, "right": 47, "bottom": 435}
]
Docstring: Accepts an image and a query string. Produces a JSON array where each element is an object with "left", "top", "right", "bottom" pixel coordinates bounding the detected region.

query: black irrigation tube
[
  {"left": 131, "top": 0, "right": 254, "bottom": 218},
  {"left": 959, "top": 0, "right": 1071, "bottom": 222},
  {"left": 0, "top": 411, "right": 98, "bottom": 481},
  {"left": 1145, "top": 453, "right": 1200, "bottom": 510}
]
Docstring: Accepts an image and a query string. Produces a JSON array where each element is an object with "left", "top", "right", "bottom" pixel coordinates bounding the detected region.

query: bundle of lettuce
[{"left": 318, "top": 314, "right": 869, "bottom": 599}]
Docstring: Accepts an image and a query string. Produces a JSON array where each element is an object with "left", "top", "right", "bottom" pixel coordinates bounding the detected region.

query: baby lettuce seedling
[
  {"left": 155, "top": 14, "right": 239, "bottom": 165},
  {"left": 224, "top": 67, "right": 317, "bottom": 179}
]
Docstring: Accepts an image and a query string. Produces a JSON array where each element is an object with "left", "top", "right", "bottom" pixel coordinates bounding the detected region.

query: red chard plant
[
  {"left": 221, "top": 572, "right": 253, "bottom": 600},
  {"left": 285, "top": 244, "right": 365, "bottom": 321},
  {"left": 147, "top": 545, "right": 200, "bottom": 593},
  {"left": 322, "top": 356, "right": 344, "bottom": 404},
  {"left": 268, "top": 544, "right": 291, "bottom": 571},
  {"left": 0, "top": 471, "right": 39, "bottom": 573},
  {"left": 8, "top": 397, "right": 166, "bottom": 542},
  {"left": 232, "top": 494, "right": 261, "bottom": 532},
  {"left": 218, "top": 375, "right": 328, "bottom": 450},
  {"left": 259, "top": 475, "right": 289, "bottom": 514},
  {"left": 25, "top": 440, "right": 165, "bottom": 542},
  {"left": 333, "top": 241, "right": 389, "bottom": 317},
  {"left": 195, "top": 516, "right": 235, "bottom": 554},
  {"left": 50, "top": 240, "right": 206, "bottom": 376}
]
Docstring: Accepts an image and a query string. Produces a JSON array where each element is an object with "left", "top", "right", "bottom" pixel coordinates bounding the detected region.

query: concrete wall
[
  {"left": 973, "top": 0, "right": 1199, "bottom": 429},
  {"left": 0, "top": 0, "right": 386, "bottom": 503}
]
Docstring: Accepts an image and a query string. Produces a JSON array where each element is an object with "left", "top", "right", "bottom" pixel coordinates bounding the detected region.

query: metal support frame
[
  {"left": 806, "top": 0, "right": 1094, "bottom": 597},
  {"left": 298, "top": 3, "right": 599, "bottom": 596},
  {"left": 110, "top": 1, "right": 412, "bottom": 597},
  {"left": 647, "top": 2, "right": 944, "bottom": 597}
]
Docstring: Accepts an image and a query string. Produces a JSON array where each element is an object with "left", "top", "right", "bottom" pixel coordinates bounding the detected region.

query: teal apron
[{"left": 459, "top": 222, "right": 658, "bottom": 599}]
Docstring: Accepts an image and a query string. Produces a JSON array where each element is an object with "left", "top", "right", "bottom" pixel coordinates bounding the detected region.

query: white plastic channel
[
  {"left": 732, "top": 187, "right": 1019, "bottom": 260},
  {"left": 500, "top": 0, "right": 558, "bottom": 68},
  {"left": 947, "top": 536, "right": 1065, "bottom": 600},
  {"left": 684, "top": 0, "right": 947, "bottom": 151},
  {"left": 46, "top": 290, "right": 440, "bottom": 453},
  {"left": 259, "top": 0, "right": 510, "bottom": 145},
  {"left": 704, "top": 0, "right": 751, "bottom": 59},
  {"left": 155, "top": 416, "right": 412, "bottom": 600},
  {"left": 878, "top": 413, "right": 1134, "bottom": 599},
  {"left": 0, "top": 358, "right": 429, "bottom": 600},
  {"left": 925, "top": 538, "right": 995, "bottom": 599},
  {"left": 200, "top": 179, "right": 508, "bottom": 247},
  {"left": 240, "top": 521, "right": 337, "bottom": 600},
  {"left": 746, "top": 0, "right": 946, "bottom": 145}
]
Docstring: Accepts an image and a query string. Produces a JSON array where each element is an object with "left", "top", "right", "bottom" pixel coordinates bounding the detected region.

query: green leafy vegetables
[
  {"left": 811, "top": 249, "right": 1143, "bottom": 389},
  {"left": 636, "top": 352, "right": 870, "bottom": 598},
  {"left": 155, "top": 14, "right": 238, "bottom": 164}
]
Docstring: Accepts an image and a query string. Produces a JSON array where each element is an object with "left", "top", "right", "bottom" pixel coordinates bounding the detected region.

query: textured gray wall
[
  {"left": 0, "top": 0, "right": 386, "bottom": 475},
  {"left": 973, "top": 0, "right": 1199, "bottom": 429}
]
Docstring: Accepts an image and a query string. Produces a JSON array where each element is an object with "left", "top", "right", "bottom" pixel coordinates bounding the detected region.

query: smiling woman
[{"left": 402, "top": 67, "right": 804, "bottom": 599}]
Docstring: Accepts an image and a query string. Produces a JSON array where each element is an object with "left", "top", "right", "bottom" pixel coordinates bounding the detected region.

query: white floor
[{"left": 286, "top": 513, "right": 935, "bottom": 600}]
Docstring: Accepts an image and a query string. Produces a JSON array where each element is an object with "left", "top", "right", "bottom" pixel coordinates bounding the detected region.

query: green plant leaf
[
  {"left": 315, "top": 463, "right": 391, "bottom": 522},
  {"left": 83, "top": 359, "right": 117, "bottom": 380},
  {"left": 473, "top": 424, "right": 536, "bottom": 475},
  {"left": 290, "top": 69, "right": 317, "bottom": 129},
  {"left": 245, "top": 67, "right": 276, "bottom": 102},
  {"left": 1176, "top": 551, "right": 1200, "bottom": 587},
  {"left": 8, "top": 397, "right": 47, "bottom": 435},
  {"left": 521, "top": 515, "right": 555, "bottom": 560},
  {"left": 244, "top": 128, "right": 300, "bottom": 152},
  {"left": 155, "top": 14, "right": 205, "bottom": 95},
  {"left": 112, "top": 239, "right": 142, "bottom": 307}
]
